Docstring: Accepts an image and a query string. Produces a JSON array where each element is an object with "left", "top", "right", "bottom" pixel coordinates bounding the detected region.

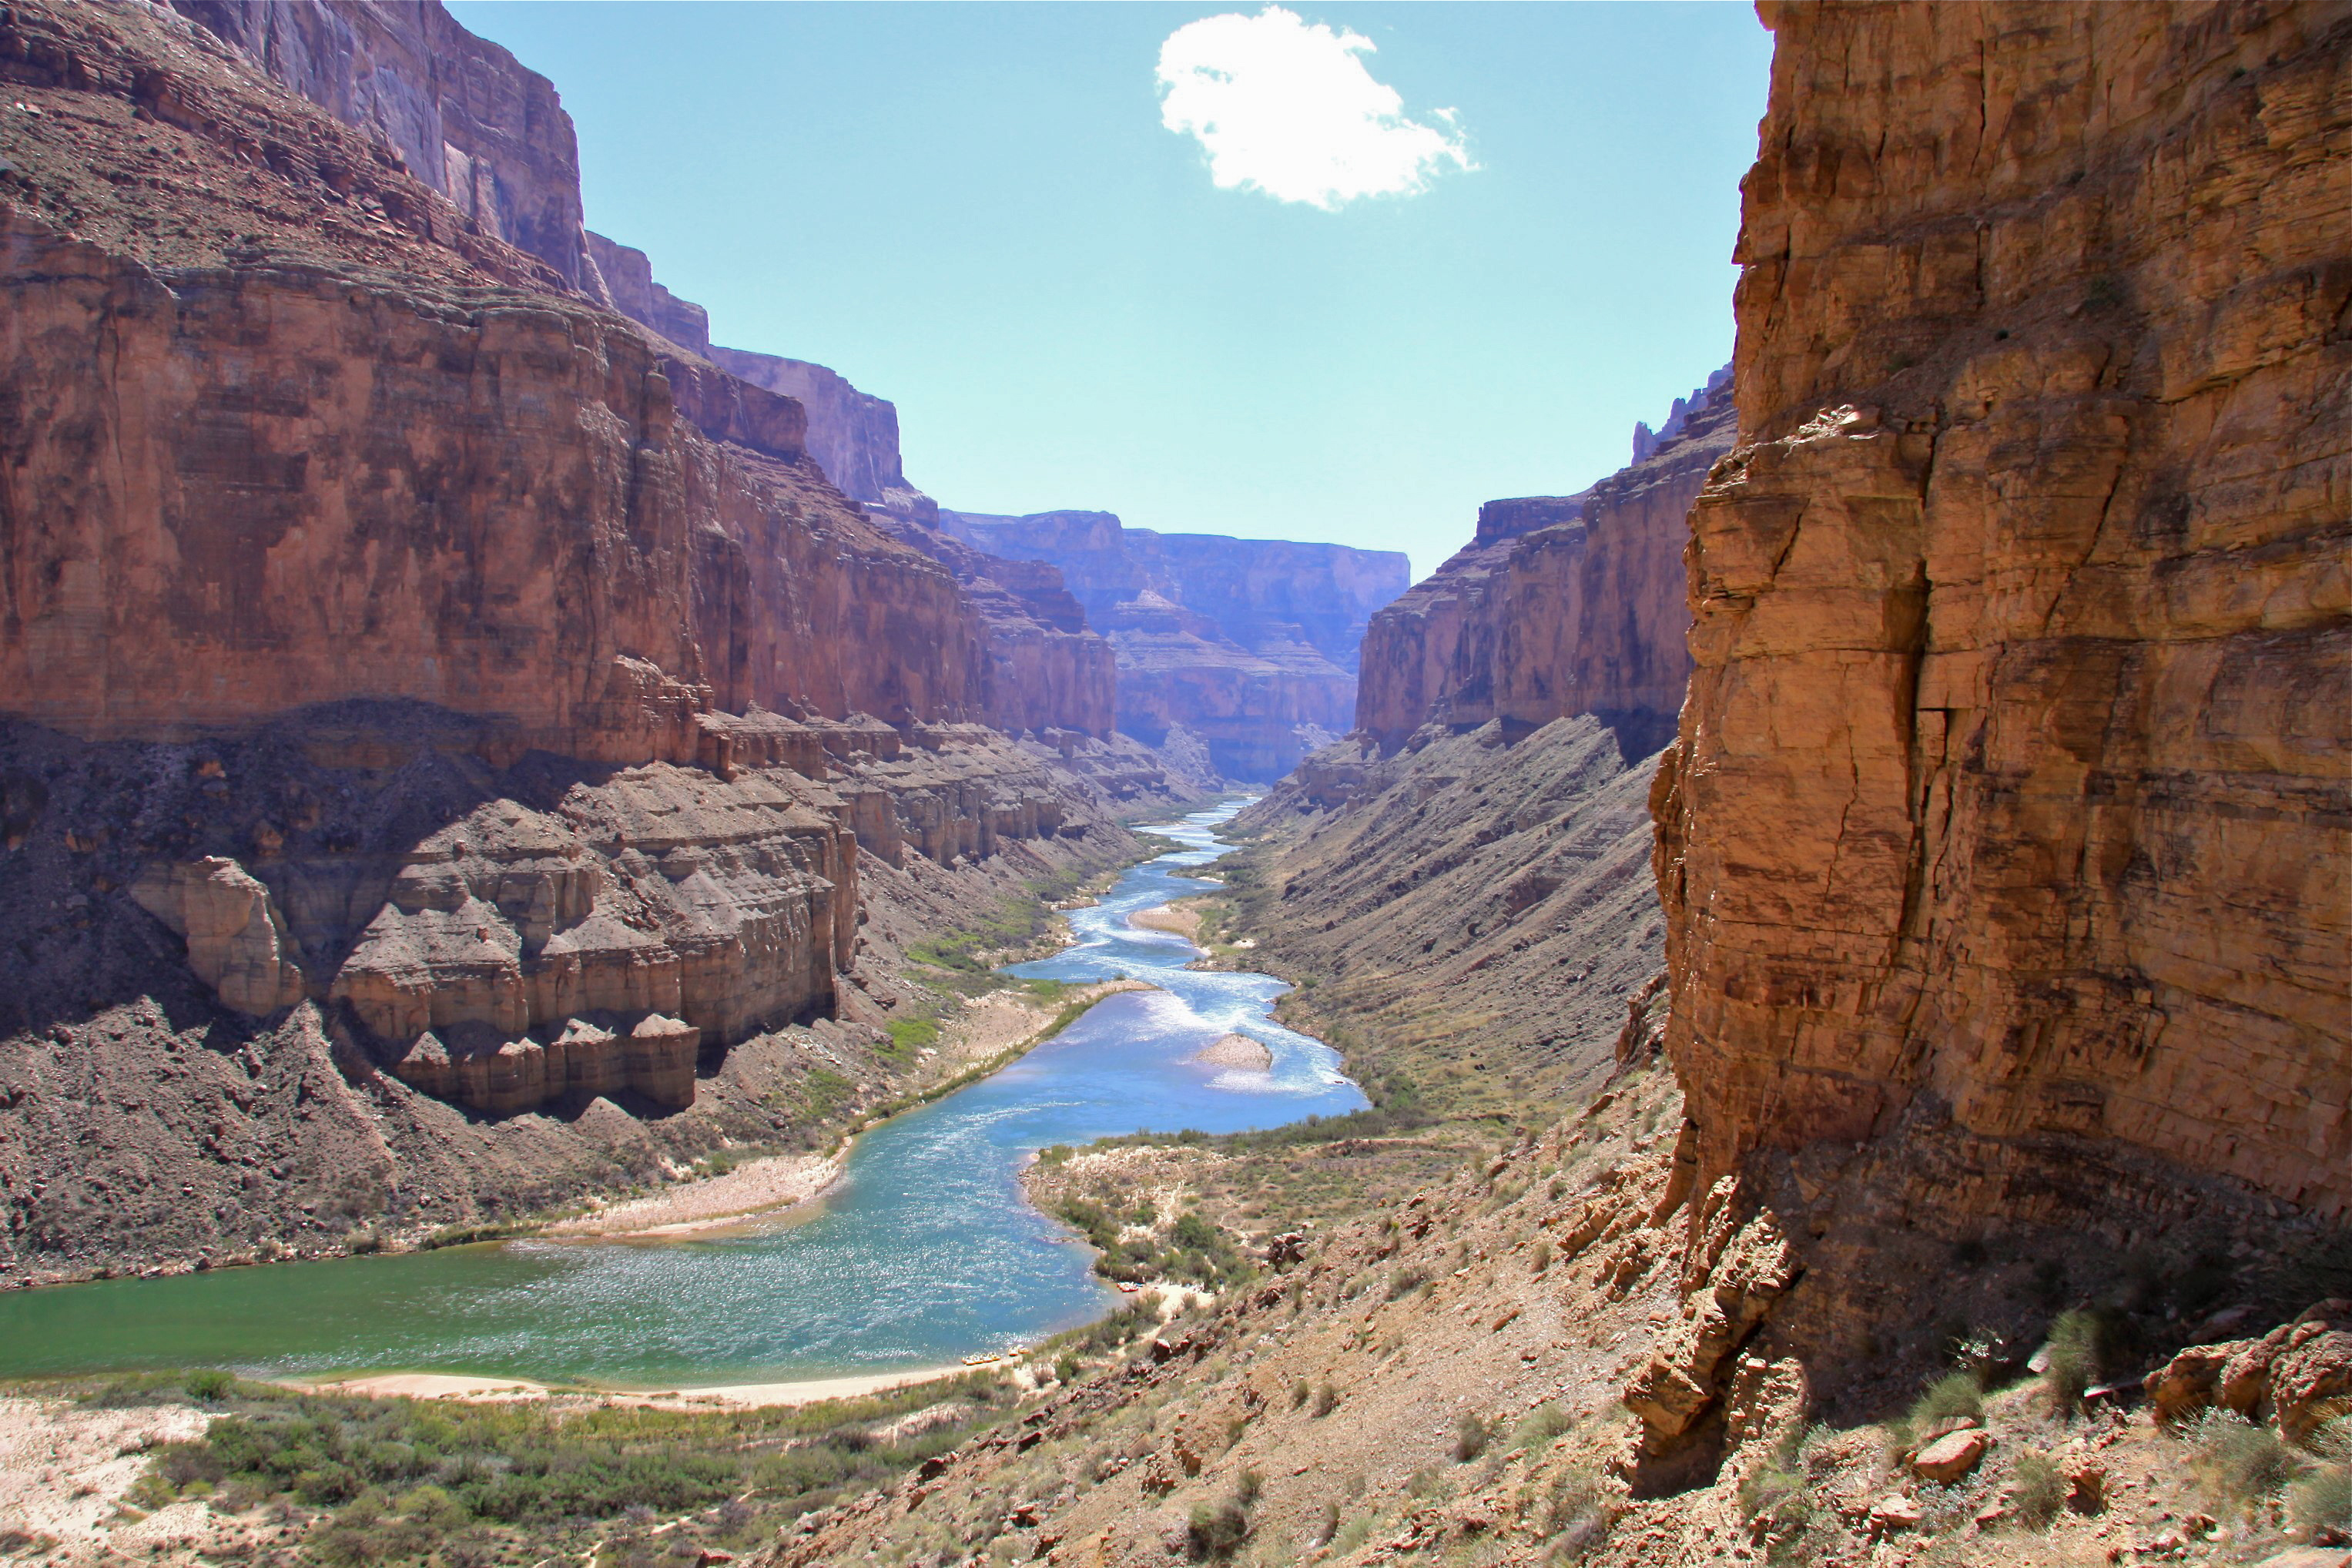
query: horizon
[{"left": 447, "top": 1, "right": 1771, "bottom": 580}]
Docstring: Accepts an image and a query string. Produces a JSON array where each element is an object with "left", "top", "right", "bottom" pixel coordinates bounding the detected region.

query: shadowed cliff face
[
  {"left": 1657, "top": 0, "right": 2350, "bottom": 1221},
  {"left": 1355, "top": 374, "right": 1734, "bottom": 761}
]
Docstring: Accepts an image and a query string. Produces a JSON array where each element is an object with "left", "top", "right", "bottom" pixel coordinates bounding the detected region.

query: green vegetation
[
  {"left": 1053, "top": 1197, "right": 1251, "bottom": 1289},
  {"left": 2012, "top": 1449, "right": 2066, "bottom": 1529},
  {"left": 2041, "top": 1308, "right": 2104, "bottom": 1415},
  {"left": 2292, "top": 1422, "right": 2352, "bottom": 1542},
  {"left": 2186, "top": 1408, "right": 2305, "bottom": 1522},
  {"left": 1908, "top": 1369, "right": 1983, "bottom": 1429},
  {"left": 98, "top": 1369, "right": 1017, "bottom": 1564}
]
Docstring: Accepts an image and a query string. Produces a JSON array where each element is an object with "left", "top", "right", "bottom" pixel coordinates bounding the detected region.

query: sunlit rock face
[
  {"left": 1354, "top": 373, "right": 1733, "bottom": 762},
  {"left": 1655, "top": 0, "right": 2351, "bottom": 1221}
]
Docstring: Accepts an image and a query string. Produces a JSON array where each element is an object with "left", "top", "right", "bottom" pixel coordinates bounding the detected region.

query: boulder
[
  {"left": 2269, "top": 1300, "right": 2352, "bottom": 1444},
  {"left": 1911, "top": 1429, "right": 1990, "bottom": 1483}
]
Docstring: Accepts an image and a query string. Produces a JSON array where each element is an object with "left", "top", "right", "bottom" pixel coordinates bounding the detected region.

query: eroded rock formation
[
  {"left": 1655, "top": 0, "right": 2351, "bottom": 1218},
  {"left": 1628, "top": 0, "right": 2352, "bottom": 1465},
  {"left": 1356, "top": 372, "right": 1733, "bottom": 759}
]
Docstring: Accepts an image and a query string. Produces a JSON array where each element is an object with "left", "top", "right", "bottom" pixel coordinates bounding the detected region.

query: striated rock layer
[
  {"left": 1656, "top": 0, "right": 2351, "bottom": 1220},
  {"left": 1625, "top": 0, "right": 2352, "bottom": 1468},
  {"left": 1356, "top": 370, "right": 1733, "bottom": 760}
]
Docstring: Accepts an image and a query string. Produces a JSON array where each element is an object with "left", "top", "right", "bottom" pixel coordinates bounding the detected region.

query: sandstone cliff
[
  {"left": 1624, "top": 0, "right": 2352, "bottom": 1468},
  {"left": 945, "top": 509, "right": 1411, "bottom": 779},
  {"left": 0, "top": 0, "right": 1187, "bottom": 1275},
  {"left": 1657, "top": 0, "right": 2350, "bottom": 1220},
  {"left": 1355, "top": 371, "right": 1733, "bottom": 760}
]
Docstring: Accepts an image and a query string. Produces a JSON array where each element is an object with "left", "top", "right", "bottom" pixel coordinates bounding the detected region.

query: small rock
[
  {"left": 1911, "top": 1428, "right": 1990, "bottom": 1483},
  {"left": 1868, "top": 1494, "right": 1924, "bottom": 1533}
]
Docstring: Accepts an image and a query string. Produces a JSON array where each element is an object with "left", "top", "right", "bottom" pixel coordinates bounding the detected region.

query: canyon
[
  {"left": 944, "top": 509, "right": 1412, "bottom": 781},
  {"left": 0, "top": 0, "right": 1204, "bottom": 1276},
  {"left": 0, "top": 1, "right": 2345, "bottom": 1566}
]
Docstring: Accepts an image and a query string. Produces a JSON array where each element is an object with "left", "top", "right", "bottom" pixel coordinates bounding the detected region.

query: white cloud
[{"left": 1156, "top": 7, "right": 1473, "bottom": 211}]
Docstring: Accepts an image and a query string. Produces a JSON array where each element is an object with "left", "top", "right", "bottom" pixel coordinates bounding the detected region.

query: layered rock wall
[
  {"left": 1654, "top": 0, "right": 2352, "bottom": 1232},
  {"left": 1355, "top": 374, "right": 1733, "bottom": 757}
]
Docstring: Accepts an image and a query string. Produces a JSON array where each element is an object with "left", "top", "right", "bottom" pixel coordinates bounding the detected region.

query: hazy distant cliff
[{"left": 944, "top": 509, "right": 1412, "bottom": 779}]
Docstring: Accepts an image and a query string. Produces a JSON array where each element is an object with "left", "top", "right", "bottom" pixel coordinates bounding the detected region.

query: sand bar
[{"left": 1193, "top": 1032, "right": 1273, "bottom": 1070}]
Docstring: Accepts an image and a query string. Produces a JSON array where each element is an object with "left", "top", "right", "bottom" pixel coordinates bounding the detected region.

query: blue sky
[{"left": 449, "top": 2, "right": 1771, "bottom": 578}]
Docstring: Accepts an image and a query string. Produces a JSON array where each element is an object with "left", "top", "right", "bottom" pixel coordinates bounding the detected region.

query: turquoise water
[{"left": 0, "top": 802, "right": 1363, "bottom": 1387}]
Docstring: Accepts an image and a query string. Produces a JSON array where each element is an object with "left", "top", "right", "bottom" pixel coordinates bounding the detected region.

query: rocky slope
[
  {"left": 1225, "top": 717, "right": 1668, "bottom": 1127},
  {"left": 1355, "top": 370, "right": 1733, "bottom": 762},
  {"left": 945, "top": 509, "right": 1412, "bottom": 779}
]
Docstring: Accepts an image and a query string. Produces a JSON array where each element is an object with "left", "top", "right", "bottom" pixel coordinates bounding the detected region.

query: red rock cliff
[
  {"left": 164, "top": 0, "right": 595, "bottom": 290},
  {"left": 1355, "top": 371, "right": 1733, "bottom": 759},
  {"left": 1654, "top": 0, "right": 2351, "bottom": 1225},
  {"left": 0, "top": 0, "right": 987, "bottom": 760}
]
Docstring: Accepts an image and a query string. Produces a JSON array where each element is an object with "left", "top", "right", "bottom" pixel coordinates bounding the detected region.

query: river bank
[{"left": 542, "top": 978, "right": 1150, "bottom": 1240}]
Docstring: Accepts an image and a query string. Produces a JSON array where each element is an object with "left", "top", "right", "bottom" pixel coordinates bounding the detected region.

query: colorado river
[{"left": 0, "top": 801, "right": 1365, "bottom": 1386}]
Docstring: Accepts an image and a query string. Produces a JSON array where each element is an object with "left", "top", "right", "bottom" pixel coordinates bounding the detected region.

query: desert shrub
[
  {"left": 1530, "top": 1239, "right": 1553, "bottom": 1274},
  {"left": 1512, "top": 1403, "right": 1575, "bottom": 1452},
  {"left": 2042, "top": 1309, "right": 2102, "bottom": 1414},
  {"left": 1289, "top": 1379, "right": 1310, "bottom": 1410},
  {"left": 183, "top": 1369, "right": 236, "bottom": 1403},
  {"left": 1389, "top": 1266, "right": 1427, "bottom": 1300},
  {"left": 1312, "top": 1382, "right": 1338, "bottom": 1417},
  {"left": 1186, "top": 1496, "right": 1251, "bottom": 1560},
  {"left": 1909, "top": 1369, "right": 1983, "bottom": 1428},
  {"left": 1455, "top": 1412, "right": 1496, "bottom": 1462},
  {"left": 2291, "top": 1460, "right": 2352, "bottom": 1543},
  {"left": 1309, "top": 1499, "right": 1339, "bottom": 1546},
  {"left": 1543, "top": 1466, "right": 1610, "bottom": 1560},
  {"left": 2013, "top": 1450, "right": 2066, "bottom": 1529},
  {"left": 2190, "top": 1409, "right": 2306, "bottom": 1520},
  {"left": 1236, "top": 1467, "right": 1263, "bottom": 1506}
]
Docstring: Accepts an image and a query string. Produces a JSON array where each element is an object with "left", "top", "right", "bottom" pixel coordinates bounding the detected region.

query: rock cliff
[
  {"left": 164, "top": 0, "right": 595, "bottom": 289},
  {"left": 1657, "top": 0, "right": 2350, "bottom": 1217},
  {"left": 1355, "top": 371, "right": 1734, "bottom": 760},
  {"left": 0, "top": 0, "right": 1184, "bottom": 1275},
  {"left": 1629, "top": 0, "right": 2352, "bottom": 1464},
  {"left": 945, "top": 509, "right": 1411, "bottom": 779}
]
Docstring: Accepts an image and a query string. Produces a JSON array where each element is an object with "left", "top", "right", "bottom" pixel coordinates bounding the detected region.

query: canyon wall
[
  {"left": 1356, "top": 370, "right": 1733, "bottom": 760},
  {"left": 944, "top": 509, "right": 1411, "bottom": 779},
  {"left": 0, "top": 0, "right": 1182, "bottom": 1239},
  {"left": 1654, "top": 0, "right": 2350, "bottom": 1224},
  {"left": 164, "top": 0, "right": 594, "bottom": 290}
]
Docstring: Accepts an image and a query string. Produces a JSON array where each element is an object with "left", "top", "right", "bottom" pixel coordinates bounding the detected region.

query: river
[{"left": 0, "top": 800, "right": 1365, "bottom": 1387}]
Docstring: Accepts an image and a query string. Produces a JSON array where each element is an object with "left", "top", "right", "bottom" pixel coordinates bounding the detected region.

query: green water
[{"left": 0, "top": 802, "right": 1363, "bottom": 1389}]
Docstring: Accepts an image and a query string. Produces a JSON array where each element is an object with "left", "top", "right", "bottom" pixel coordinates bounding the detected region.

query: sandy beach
[
  {"left": 543, "top": 1148, "right": 845, "bottom": 1239},
  {"left": 542, "top": 979, "right": 1149, "bottom": 1241},
  {"left": 310, "top": 1365, "right": 970, "bottom": 1409}
]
